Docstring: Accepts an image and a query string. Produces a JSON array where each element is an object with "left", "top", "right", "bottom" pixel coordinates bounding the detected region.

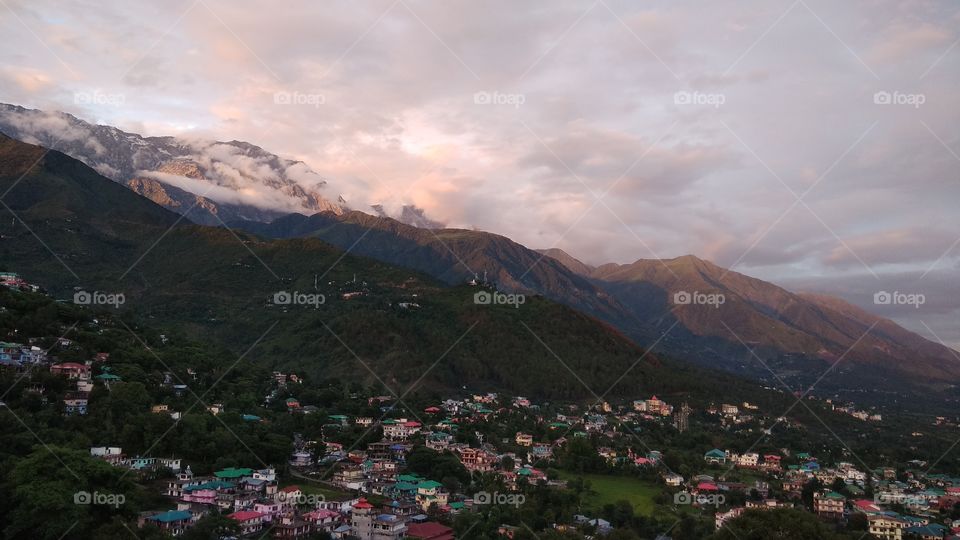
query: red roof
[
  {"left": 52, "top": 362, "right": 88, "bottom": 370},
  {"left": 280, "top": 485, "right": 300, "bottom": 493},
  {"left": 697, "top": 482, "right": 719, "bottom": 491},
  {"left": 406, "top": 522, "right": 454, "bottom": 540},
  {"left": 424, "top": 407, "right": 441, "bottom": 413},
  {"left": 404, "top": 421, "right": 421, "bottom": 427},
  {"left": 228, "top": 511, "right": 264, "bottom": 522},
  {"left": 353, "top": 498, "right": 374, "bottom": 509}
]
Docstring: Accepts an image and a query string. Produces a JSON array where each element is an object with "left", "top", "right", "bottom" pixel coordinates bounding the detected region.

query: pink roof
[
  {"left": 853, "top": 499, "right": 880, "bottom": 511},
  {"left": 404, "top": 421, "right": 421, "bottom": 427},
  {"left": 229, "top": 511, "right": 264, "bottom": 522},
  {"left": 305, "top": 509, "right": 339, "bottom": 520},
  {"left": 697, "top": 482, "right": 719, "bottom": 491}
]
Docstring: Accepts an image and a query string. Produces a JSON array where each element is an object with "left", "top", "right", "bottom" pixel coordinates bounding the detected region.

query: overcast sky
[{"left": 1, "top": 0, "right": 958, "bottom": 347}]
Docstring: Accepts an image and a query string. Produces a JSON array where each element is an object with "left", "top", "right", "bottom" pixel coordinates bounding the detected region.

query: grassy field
[{"left": 558, "top": 471, "right": 661, "bottom": 516}]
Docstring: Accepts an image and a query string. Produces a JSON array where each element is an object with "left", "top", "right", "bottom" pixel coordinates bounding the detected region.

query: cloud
[{"left": 0, "top": 0, "right": 958, "bottom": 342}]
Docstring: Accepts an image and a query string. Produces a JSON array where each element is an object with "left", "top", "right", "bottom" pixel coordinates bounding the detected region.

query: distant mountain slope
[
  {"left": 234, "top": 217, "right": 960, "bottom": 403},
  {"left": 0, "top": 103, "right": 345, "bottom": 225},
  {"left": 231, "top": 211, "right": 631, "bottom": 328},
  {"left": 0, "top": 133, "right": 749, "bottom": 400}
]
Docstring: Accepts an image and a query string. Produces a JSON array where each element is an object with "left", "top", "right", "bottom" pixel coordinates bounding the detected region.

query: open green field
[{"left": 558, "top": 471, "right": 661, "bottom": 516}]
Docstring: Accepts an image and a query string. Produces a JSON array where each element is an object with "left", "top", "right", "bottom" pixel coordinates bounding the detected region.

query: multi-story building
[
  {"left": 813, "top": 491, "right": 846, "bottom": 520},
  {"left": 868, "top": 514, "right": 908, "bottom": 540},
  {"left": 351, "top": 499, "right": 407, "bottom": 540}
]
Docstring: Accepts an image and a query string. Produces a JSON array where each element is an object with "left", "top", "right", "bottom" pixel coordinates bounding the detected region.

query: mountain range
[
  {"left": 232, "top": 212, "right": 960, "bottom": 403},
  {"left": 2, "top": 132, "right": 765, "bottom": 403},
  {"left": 0, "top": 107, "right": 957, "bottom": 409}
]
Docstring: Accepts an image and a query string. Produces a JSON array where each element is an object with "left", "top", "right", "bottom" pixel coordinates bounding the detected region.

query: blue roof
[{"left": 147, "top": 510, "right": 192, "bottom": 523}]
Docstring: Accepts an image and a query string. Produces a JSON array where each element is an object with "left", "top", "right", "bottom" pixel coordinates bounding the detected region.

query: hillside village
[{"left": 1, "top": 273, "right": 960, "bottom": 540}]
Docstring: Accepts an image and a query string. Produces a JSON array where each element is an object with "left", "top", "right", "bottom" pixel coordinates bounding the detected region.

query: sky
[{"left": 1, "top": 0, "right": 958, "bottom": 348}]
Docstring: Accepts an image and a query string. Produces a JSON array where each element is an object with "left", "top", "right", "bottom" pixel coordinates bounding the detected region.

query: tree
[
  {"left": 4, "top": 446, "right": 144, "bottom": 540},
  {"left": 182, "top": 514, "right": 240, "bottom": 540},
  {"left": 709, "top": 509, "right": 857, "bottom": 540}
]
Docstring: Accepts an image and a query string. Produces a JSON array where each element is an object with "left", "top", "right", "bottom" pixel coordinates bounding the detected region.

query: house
[
  {"left": 529, "top": 443, "right": 553, "bottom": 461},
  {"left": 515, "top": 433, "right": 534, "bottom": 446},
  {"left": 704, "top": 449, "right": 727, "bottom": 465},
  {"left": 814, "top": 491, "right": 846, "bottom": 520},
  {"left": 252, "top": 496, "right": 282, "bottom": 518},
  {"left": 140, "top": 510, "right": 193, "bottom": 536},
  {"left": 458, "top": 447, "right": 497, "bottom": 472},
  {"left": 277, "top": 485, "right": 303, "bottom": 506},
  {"left": 664, "top": 473, "right": 684, "bottom": 487},
  {"left": 304, "top": 508, "right": 340, "bottom": 532},
  {"left": 736, "top": 453, "right": 759, "bottom": 468},
  {"left": 425, "top": 431, "right": 453, "bottom": 451},
  {"left": 151, "top": 404, "right": 170, "bottom": 414},
  {"left": 167, "top": 467, "right": 198, "bottom": 497},
  {"left": 90, "top": 446, "right": 124, "bottom": 465},
  {"left": 350, "top": 498, "right": 406, "bottom": 540},
  {"left": 64, "top": 392, "right": 89, "bottom": 415},
  {"left": 273, "top": 513, "right": 312, "bottom": 538},
  {"left": 383, "top": 420, "right": 421, "bottom": 440},
  {"left": 50, "top": 362, "right": 90, "bottom": 379},
  {"left": 406, "top": 522, "right": 455, "bottom": 540},
  {"left": 228, "top": 510, "right": 266, "bottom": 536},
  {"left": 290, "top": 451, "right": 313, "bottom": 467},
  {"left": 904, "top": 524, "right": 948, "bottom": 540},
  {"left": 416, "top": 480, "right": 448, "bottom": 511},
  {"left": 868, "top": 514, "right": 908, "bottom": 540}
]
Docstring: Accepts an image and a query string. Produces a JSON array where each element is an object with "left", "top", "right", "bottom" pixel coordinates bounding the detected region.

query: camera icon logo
[
  {"left": 873, "top": 291, "right": 892, "bottom": 305},
  {"left": 273, "top": 91, "right": 292, "bottom": 105},
  {"left": 74, "top": 491, "right": 92, "bottom": 505},
  {"left": 673, "top": 491, "right": 693, "bottom": 505},
  {"left": 474, "top": 491, "right": 491, "bottom": 504},
  {"left": 273, "top": 291, "right": 292, "bottom": 305},
  {"left": 873, "top": 91, "right": 891, "bottom": 105},
  {"left": 73, "top": 291, "right": 92, "bottom": 305},
  {"left": 474, "top": 291, "right": 492, "bottom": 305},
  {"left": 474, "top": 92, "right": 491, "bottom": 105},
  {"left": 673, "top": 291, "right": 692, "bottom": 305}
]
